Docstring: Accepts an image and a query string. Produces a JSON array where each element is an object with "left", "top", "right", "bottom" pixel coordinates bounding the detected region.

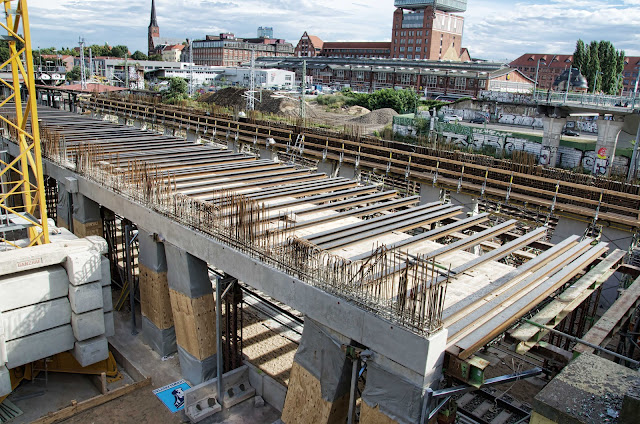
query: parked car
[
  {"left": 562, "top": 128, "right": 579, "bottom": 136},
  {"left": 470, "top": 116, "right": 487, "bottom": 124},
  {"left": 443, "top": 114, "right": 463, "bottom": 123}
]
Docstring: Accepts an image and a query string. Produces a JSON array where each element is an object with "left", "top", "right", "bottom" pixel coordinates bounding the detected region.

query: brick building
[
  {"left": 256, "top": 56, "right": 532, "bottom": 97},
  {"left": 191, "top": 33, "right": 294, "bottom": 67},
  {"left": 391, "top": 0, "right": 470, "bottom": 61},
  {"left": 294, "top": 32, "right": 391, "bottom": 58},
  {"left": 510, "top": 53, "right": 640, "bottom": 94}
]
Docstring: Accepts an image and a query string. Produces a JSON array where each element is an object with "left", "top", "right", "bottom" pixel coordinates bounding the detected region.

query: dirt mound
[
  {"left": 199, "top": 87, "right": 310, "bottom": 117},
  {"left": 349, "top": 108, "right": 398, "bottom": 125},
  {"left": 346, "top": 105, "right": 370, "bottom": 116}
]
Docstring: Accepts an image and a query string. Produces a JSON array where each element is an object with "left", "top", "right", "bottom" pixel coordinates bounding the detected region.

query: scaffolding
[{"left": 0, "top": 0, "right": 49, "bottom": 247}]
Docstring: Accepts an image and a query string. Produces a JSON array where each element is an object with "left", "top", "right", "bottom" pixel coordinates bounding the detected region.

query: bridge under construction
[{"left": 2, "top": 96, "right": 640, "bottom": 423}]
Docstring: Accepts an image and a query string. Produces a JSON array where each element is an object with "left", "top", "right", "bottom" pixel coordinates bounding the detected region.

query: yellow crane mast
[{"left": 0, "top": 0, "right": 49, "bottom": 247}]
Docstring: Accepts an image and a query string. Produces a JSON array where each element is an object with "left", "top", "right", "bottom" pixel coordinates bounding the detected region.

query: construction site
[{"left": 2, "top": 1, "right": 640, "bottom": 424}]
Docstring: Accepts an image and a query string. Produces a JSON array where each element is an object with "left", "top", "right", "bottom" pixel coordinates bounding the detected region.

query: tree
[
  {"left": 149, "top": 53, "right": 163, "bottom": 61},
  {"left": 111, "top": 45, "right": 129, "bottom": 58},
  {"left": 616, "top": 50, "right": 626, "bottom": 95},
  {"left": 600, "top": 43, "right": 617, "bottom": 94},
  {"left": 163, "top": 77, "right": 189, "bottom": 103},
  {"left": 131, "top": 50, "right": 148, "bottom": 61},
  {"left": 572, "top": 39, "right": 586, "bottom": 72},
  {"left": 584, "top": 41, "right": 601, "bottom": 93},
  {"left": 66, "top": 65, "right": 81, "bottom": 81}
]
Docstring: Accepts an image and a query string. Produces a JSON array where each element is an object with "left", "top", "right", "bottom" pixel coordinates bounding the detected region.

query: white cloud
[{"left": 22, "top": 0, "right": 640, "bottom": 61}]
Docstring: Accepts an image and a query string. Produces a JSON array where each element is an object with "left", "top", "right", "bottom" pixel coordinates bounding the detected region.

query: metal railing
[
  {"left": 537, "top": 91, "right": 640, "bottom": 110},
  {"left": 394, "top": 0, "right": 467, "bottom": 12}
]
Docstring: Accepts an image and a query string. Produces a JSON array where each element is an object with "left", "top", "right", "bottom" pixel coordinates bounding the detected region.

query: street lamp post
[
  {"left": 534, "top": 58, "right": 546, "bottom": 101},
  {"left": 564, "top": 67, "right": 573, "bottom": 103},
  {"left": 592, "top": 70, "right": 602, "bottom": 94}
]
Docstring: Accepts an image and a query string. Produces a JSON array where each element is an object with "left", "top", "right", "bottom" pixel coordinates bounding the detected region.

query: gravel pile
[{"left": 349, "top": 108, "right": 398, "bottom": 125}]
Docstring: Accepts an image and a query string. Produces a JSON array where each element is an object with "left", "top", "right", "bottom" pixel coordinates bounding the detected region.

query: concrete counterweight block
[
  {"left": 100, "top": 256, "right": 111, "bottom": 287},
  {"left": 104, "top": 311, "right": 115, "bottom": 338},
  {"left": 0, "top": 365, "right": 10, "bottom": 397},
  {"left": 0, "top": 266, "right": 69, "bottom": 312},
  {"left": 6, "top": 325, "right": 75, "bottom": 369},
  {"left": 73, "top": 335, "right": 108, "bottom": 367},
  {"left": 102, "top": 286, "right": 113, "bottom": 313},
  {"left": 71, "top": 309, "right": 106, "bottom": 341},
  {"left": 68, "top": 282, "right": 103, "bottom": 314},
  {"left": 1, "top": 298, "right": 72, "bottom": 340},
  {"left": 64, "top": 250, "right": 102, "bottom": 286}
]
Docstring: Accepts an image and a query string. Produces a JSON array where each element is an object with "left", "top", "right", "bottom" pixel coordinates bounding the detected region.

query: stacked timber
[{"left": 0, "top": 236, "right": 114, "bottom": 397}]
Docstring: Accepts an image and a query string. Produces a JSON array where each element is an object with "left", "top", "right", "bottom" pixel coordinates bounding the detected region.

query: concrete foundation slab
[
  {"left": 68, "top": 282, "right": 103, "bottom": 314},
  {"left": 71, "top": 309, "right": 106, "bottom": 341},
  {"left": 533, "top": 352, "right": 640, "bottom": 424},
  {"left": 141, "top": 316, "right": 177, "bottom": 357},
  {"left": 1, "top": 298, "right": 71, "bottom": 341},
  {"left": 102, "top": 286, "right": 113, "bottom": 313},
  {"left": 0, "top": 365, "right": 10, "bottom": 397},
  {"left": 64, "top": 250, "right": 103, "bottom": 286},
  {"left": 104, "top": 311, "right": 115, "bottom": 338},
  {"left": 178, "top": 345, "right": 217, "bottom": 386},
  {"left": 0, "top": 266, "right": 69, "bottom": 312},
  {"left": 73, "top": 335, "right": 109, "bottom": 367},
  {"left": 6, "top": 324, "right": 75, "bottom": 368}
]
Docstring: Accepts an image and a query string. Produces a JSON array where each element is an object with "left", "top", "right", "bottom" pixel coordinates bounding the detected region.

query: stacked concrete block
[
  {"left": 0, "top": 236, "right": 114, "bottom": 378},
  {"left": 64, "top": 248, "right": 111, "bottom": 367}
]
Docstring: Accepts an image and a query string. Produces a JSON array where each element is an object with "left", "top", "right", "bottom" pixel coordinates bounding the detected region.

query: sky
[{"left": 27, "top": 0, "right": 640, "bottom": 62}]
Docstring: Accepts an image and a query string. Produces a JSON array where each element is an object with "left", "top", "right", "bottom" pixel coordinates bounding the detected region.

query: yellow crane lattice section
[{"left": 0, "top": 0, "right": 49, "bottom": 247}]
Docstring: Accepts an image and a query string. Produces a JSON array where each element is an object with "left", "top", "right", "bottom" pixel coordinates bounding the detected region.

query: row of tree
[
  {"left": 572, "top": 40, "right": 625, "bottom": 95},
  {"left": 34, "top": 44, "right": 161, "bottom": 61}
]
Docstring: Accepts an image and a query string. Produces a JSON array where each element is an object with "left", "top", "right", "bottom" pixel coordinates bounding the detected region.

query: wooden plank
[
  {"left": 574, "top": 275, "right": 640, "bottom": 355},
  {"left": 445, "top": 238, "right": 591, "bottom": 342},
  {"left": 31, "top": 378, "right": 152, "bottom": 424},
  {"left": 511, "top": 249, "right": 626, "bottom": 344},
  {"left": 455, "top": 243, "right": 609, "bottom": 359}
]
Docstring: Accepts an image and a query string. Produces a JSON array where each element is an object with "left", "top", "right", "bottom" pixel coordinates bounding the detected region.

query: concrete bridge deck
[{"left": 0, "top": 106, "right": 627, "bottom": 423}]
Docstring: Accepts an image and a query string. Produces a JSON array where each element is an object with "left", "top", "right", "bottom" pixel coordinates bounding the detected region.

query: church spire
[{"left": 149, "top": 0, "right": 158, "bottom": 28}]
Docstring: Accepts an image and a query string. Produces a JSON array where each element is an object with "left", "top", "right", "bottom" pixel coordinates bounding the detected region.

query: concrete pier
[
  {"left": 72, "top": 193, "right": 103, "bottom": 238},
  {"left": 138, "top": 228, "right": 176, "bottom": 357},
  {"left": 593, "top": 117, "right": 625, "bottom": 176},
  {"left": 165, "top": 244, "right": 217, "bottom": 385},
  {"left": 540, "top": 116, "right": 566, "bottom": 167},
  {"left": 360, "top": 330, "right": 447, "bottom": 424},
  {"left": 281, "top": 318, "right": 353, "bottom": 424}
]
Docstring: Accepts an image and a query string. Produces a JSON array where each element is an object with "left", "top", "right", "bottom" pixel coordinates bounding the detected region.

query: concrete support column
[
  {"left": 138, "top": 229, "right": 176, "bottom": 357},
  {"left": 540, "top": 116, "right": 566, "bottom": 167},
  {"left": 72, "top": 193, "right": 103, "bottom": 238},
  {"left": 449, "top": 191, "right": 478, "bottom": 216},
  {"left": 56, "top": 182, "right": 71, "bottom": 231},
  {"left": 593, "top": 117, "right": 625, "bottom": 176},
  {"left": 419, "top": 184, "right": 442, "bottom": 205},
  {"left": 360, "top": 329, "right": 447, "bottom": 424},
  {"left": 281, "top": 318, "right": 354, "bottom": 424},
  {"left": 165, "top": 244, "right": 217, "bottom": 385}
]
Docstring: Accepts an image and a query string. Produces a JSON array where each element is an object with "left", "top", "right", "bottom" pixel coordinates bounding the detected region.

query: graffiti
[
  {"left": 498, "top": 114, "right": 543, "bottom": 128},
  {"left": 594, "top": 157, "right": 609, "bottom": 175},
  {"left": 479, "top": 91, "right": 536, "bottom": 105}
]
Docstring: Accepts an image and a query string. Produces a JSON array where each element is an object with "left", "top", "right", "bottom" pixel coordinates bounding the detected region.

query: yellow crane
[{"left": 0, "top": 0, "right": 49, "bottom": 248}]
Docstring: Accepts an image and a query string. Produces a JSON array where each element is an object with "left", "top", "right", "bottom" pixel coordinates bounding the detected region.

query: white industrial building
[{"left": 146, "top": 64, "right": 295, "bottom": 90}]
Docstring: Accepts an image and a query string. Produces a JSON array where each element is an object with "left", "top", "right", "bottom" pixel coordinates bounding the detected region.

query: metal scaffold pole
[{"left": 0, "top": 0, "right": 50, "bottom": 248}]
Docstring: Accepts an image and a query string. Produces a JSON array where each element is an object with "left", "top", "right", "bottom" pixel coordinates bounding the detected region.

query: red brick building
[
  {"left": 294, "top": 33, "right": 390, "bottom": 59},
  {"left": 191, "top": 33, "right": 294, "bottom": 67},
  {"left": 390, "top": 1, "right": 469, "bottom": 61},
  {"left": 510, "top": 53, "right": 640, "bottom": 94}
]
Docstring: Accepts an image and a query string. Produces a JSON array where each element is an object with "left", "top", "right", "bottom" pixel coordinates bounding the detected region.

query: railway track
[
  {"left": 78, "top": 96, "right": 640, "bottom": 230},
  {"left": 454, "top": 388, "right": 531, "bottom": 424}
]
